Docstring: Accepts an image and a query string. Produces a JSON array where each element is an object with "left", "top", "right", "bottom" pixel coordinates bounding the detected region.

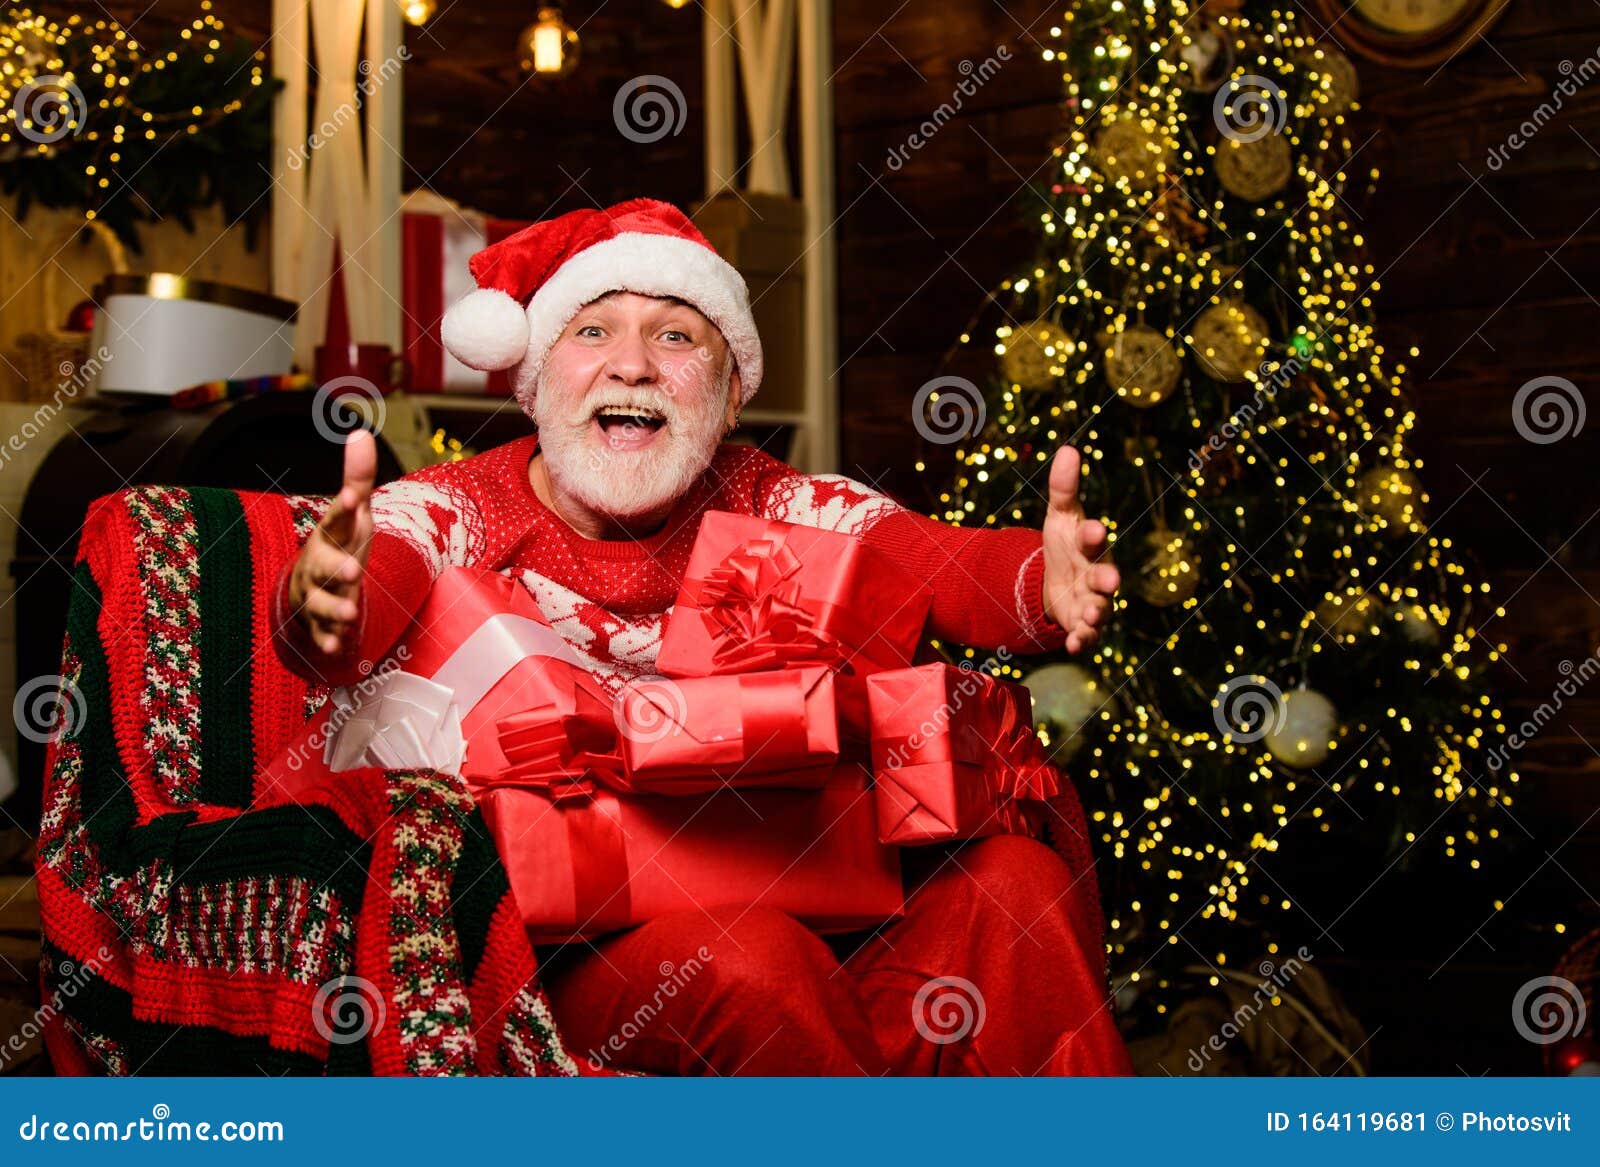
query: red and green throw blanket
[{"left": 34, "top": 484, "right": 599, "bottom": 1075}]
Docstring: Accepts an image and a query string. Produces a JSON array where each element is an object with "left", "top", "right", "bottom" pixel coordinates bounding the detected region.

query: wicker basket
[{"left": 11, "top": 218, "right": 129, "bottom": 403}]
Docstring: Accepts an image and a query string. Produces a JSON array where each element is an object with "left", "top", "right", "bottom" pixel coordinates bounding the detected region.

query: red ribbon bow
[
  {"left": 697, "top": 535, "right": 848, "bottom": 672},
  {"left": 486, "top": 689, "right": 625, "bottom": 801},
  {"left": 976, "top": 671, "right": 1061, "bottom": 807}
]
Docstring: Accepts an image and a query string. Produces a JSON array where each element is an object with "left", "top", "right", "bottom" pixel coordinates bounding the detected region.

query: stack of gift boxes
[{"left": 262, "top": 511, "right": 1064, "bottom": 945}]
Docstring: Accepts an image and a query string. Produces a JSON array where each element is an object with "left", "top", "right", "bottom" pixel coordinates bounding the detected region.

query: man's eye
[
  {"left": 662, "top": 329, "right": 691, "bottom": 343},
  {"left": 577, "top": 325, "right": 603, "bottom": 338}
]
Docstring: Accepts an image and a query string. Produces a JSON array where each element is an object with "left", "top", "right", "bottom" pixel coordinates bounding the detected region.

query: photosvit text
[{"left": 1265, "top": 1110, "right": 1574, "bottom": 1134}]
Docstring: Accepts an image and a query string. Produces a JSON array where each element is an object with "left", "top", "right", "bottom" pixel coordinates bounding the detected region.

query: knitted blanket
[{"left": 34, "top": 485, "right": 593, "bottom": 1075}]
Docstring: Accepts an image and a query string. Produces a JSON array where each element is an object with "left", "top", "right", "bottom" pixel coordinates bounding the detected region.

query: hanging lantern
[
  {"left": 519, "top": 7, "right": 581, "bottom": 76},
  {"left": 397, "top": 0, "right": 436, "bottom": 25}
]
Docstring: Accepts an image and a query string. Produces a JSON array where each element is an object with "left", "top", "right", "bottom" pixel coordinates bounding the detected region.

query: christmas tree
[{"left": 921, "top": 0, "right": 1523, "bottom": 1008}]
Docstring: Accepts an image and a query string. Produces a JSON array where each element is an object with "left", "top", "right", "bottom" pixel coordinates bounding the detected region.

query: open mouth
[{"left": 592, "top": 404, "right": 668, "bottom": 450}]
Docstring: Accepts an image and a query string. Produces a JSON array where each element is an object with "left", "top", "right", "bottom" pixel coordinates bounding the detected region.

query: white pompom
[{"left": 440, "top": 287, "right": 529, "bottom": 371}]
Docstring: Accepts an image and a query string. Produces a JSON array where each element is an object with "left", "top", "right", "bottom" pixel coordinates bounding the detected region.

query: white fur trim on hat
[
  {"left": 504, "top": 232, "right": 764, "bottom": 414},
  {"left": 440, "top": 287, "right": 530, "bottom": 371}
]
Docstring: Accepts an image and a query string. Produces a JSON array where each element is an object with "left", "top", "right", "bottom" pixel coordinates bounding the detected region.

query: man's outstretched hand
[
  {"left": 288, "top": 428, "right": 376, "bottom": 655},
  {"left": 1041, "top": 444, "right": 1120, "bottom": 655}
]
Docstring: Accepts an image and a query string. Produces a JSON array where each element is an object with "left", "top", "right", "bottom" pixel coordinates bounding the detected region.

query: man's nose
[{"left": 605, "top": 331, "right": 658, "bottom": 385}]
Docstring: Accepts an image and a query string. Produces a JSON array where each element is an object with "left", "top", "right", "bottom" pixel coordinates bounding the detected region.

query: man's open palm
[
  {"left": 290, "top": 428, "right": 377, "bottom": 655},
  {"left": 1041, "top": 444, "right": 1120, "bottom": 654}
]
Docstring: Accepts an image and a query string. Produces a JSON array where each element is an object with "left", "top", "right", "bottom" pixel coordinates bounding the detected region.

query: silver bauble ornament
[
  {"left": 1023, "top": 663, "right": 1110, "bottom": 762},
  {"left": 1265, "top": 688, "right": 1338, "bottom": 769}
]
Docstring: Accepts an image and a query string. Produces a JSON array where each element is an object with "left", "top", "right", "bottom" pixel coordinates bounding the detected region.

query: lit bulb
[
  {"left": 518, "top": 7, "right": 580, "bottom": 76},
  {"left": 397, "top": 0, "right": 435, "bottom": 25}
]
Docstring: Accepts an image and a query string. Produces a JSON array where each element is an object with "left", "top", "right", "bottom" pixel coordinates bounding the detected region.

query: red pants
[{"left": 538, "top": 834, "right": 1134, "bottom": 1076}]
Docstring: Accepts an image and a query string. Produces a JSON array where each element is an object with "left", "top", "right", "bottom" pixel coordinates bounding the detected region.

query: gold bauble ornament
[
  {"left": 1392, "top": 603, "right": 1443, "bottom": 648},
  {"left": 1303, "top": 46, "right": 1359, "bottom": 118},
  {"left": 1094, "top": 117, "right": 1174, "bottom": 190},
  {"left": 1265, "top": 687, "right": 1338, "bottom": 769},
  {"left": 1134, "top": 528, "right": 1201, "bottom": 607},
  {"left": 1215, "top": 133, "right": 1292, "bottom": 201},
  {"left": 1104, "top": 324, "right": 1182, "bottom": 408},
  {"left": 1166, "top": 19, "right": 1234, "bottom": 92},
  {"left": 1314, "top": 589, "right": 1383, "bottom": 642},
  {"left": 1023, "top": 663, "right": 1112, "bottom": 762},
  {"left": 1000, "top": 319, "right": 1075, "bottom": 391},
  {"left": 1190, "top": 301, "right": 1270, "bottom": 382},
  {"left": 1357, "top": 465, "right": 1426, "bottom": 528}
]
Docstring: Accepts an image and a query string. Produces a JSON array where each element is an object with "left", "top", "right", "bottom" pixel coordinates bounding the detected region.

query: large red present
[
  {"left": 611, "top": 666, "right": 841, "bottom": 794},
  {"left": 656, "top": 511, "right": 933, "bottom": 736},
  {"left": 258, "top": 566, "right": 613, "bottom": 800},
  {"left": 478, "top": 760, "right": 904, "bottom": 943},
  {"left": 866, "top": 662, "right": 1061, "bottom": 845},
  {"left": 399, "top": 194, "right": 532, "bottom": 395}
]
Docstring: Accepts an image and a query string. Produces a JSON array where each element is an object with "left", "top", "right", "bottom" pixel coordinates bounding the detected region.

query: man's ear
[{"left": 724, "top": 367, "right": 742, "bottom": 431}]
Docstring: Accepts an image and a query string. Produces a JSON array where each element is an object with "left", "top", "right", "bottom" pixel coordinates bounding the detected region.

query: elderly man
[{"left": 274, "top": 198, "right": 1129, "bottom": 1076}]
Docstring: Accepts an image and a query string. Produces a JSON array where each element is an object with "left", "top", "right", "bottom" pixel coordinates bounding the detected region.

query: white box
[{"left": 89, "top": 273, "right": 299, "bottom": 395}]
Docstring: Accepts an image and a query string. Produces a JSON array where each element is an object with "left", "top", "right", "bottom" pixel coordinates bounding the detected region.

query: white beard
[{"left": 534, "top": 359, "right": 732, "bottom": 520}]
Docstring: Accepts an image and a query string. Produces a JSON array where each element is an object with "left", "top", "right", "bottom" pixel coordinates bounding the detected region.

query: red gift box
[
  {"left": 259, "top": 566, "right": 613, "bottom": 801},
  {"left": 401, "top": 207, "right": 531, "bottom": 395},
  {"left": 656, "top": 511, "right": 933, "bottom": 737},
  {"left": 866, "top": 662, "right": 1061, "bottom": 845},
  {"left": 610, "top": 666, "right": 840, "bottom": 794},
  {"left": 478, "top": 760, "right": 904, "bottom": 943}
]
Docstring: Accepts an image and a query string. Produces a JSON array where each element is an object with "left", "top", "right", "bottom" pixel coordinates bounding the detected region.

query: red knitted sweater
[{"left": 272, "top": 434, "right": 1069, "bottom": 691}]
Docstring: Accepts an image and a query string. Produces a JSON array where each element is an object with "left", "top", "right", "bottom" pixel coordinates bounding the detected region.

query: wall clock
[{"left": 1309, "top": 0, "right": 1512, "bottom": 68}]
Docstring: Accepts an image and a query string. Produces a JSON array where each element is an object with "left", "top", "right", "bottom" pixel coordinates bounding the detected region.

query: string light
[{"left": 0, "top": 3, "right": 269, "bottom": 225}]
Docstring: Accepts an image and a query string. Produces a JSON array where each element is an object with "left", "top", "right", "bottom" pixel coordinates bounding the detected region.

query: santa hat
[{"left": 440, "top": 197, "right": 763, "bottom": 415}]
